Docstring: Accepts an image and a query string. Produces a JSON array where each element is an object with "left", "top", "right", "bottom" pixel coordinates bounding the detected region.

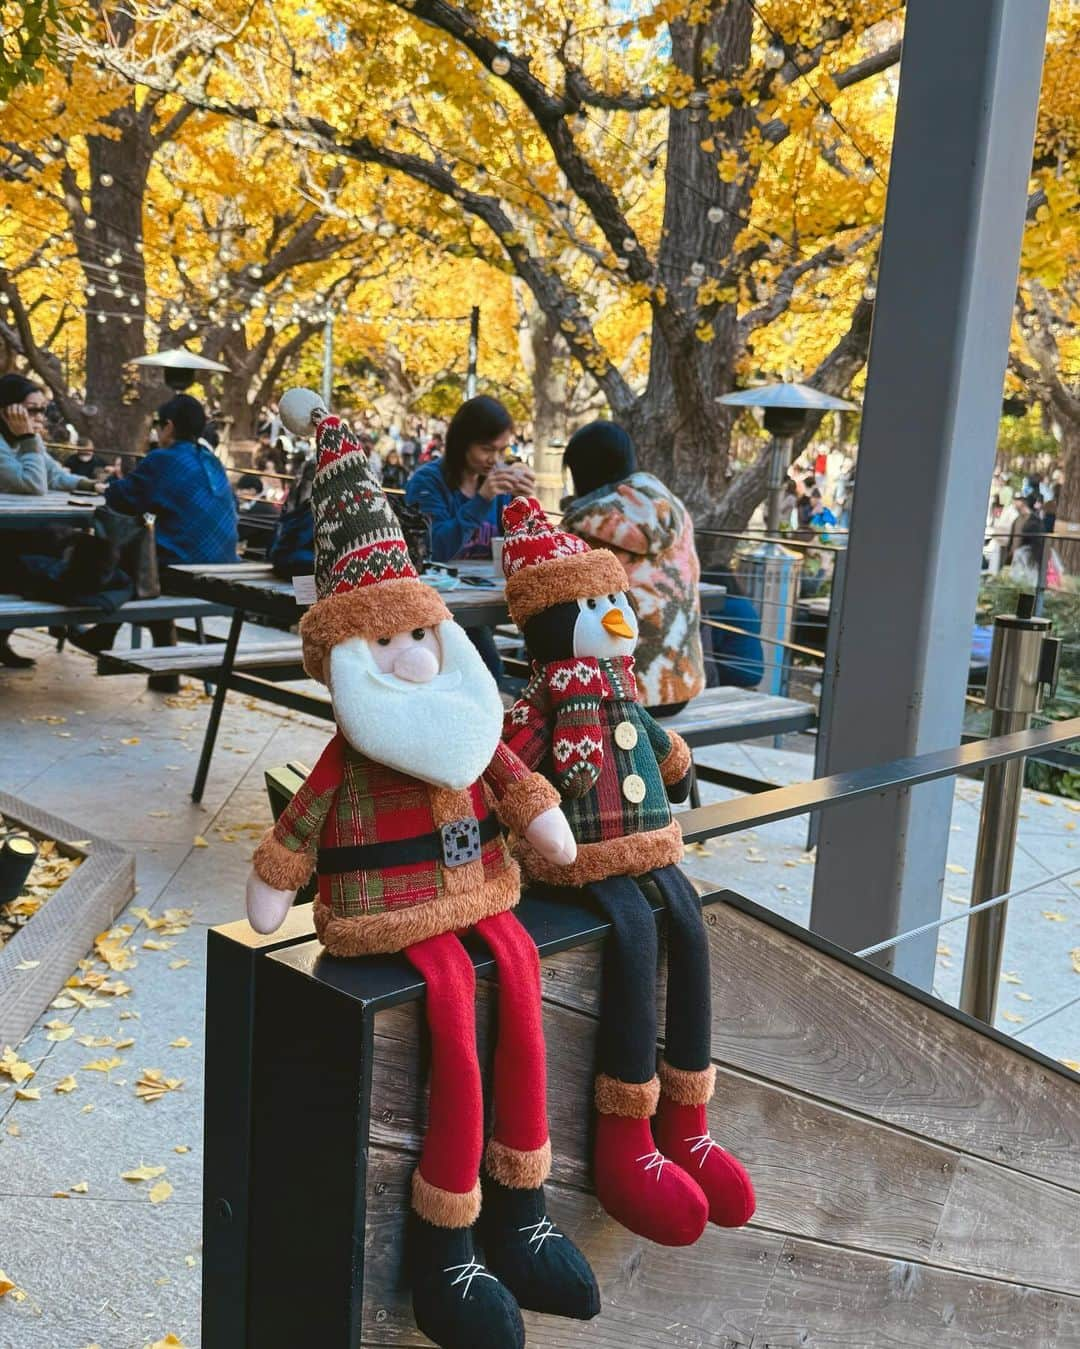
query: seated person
[
  {"left": 561, "top": 420, "right": 705, "bottom": 715},
  {"left": 701, "top": 571, "right": 764, "bottom": 689},
  {"left": 70, "top": 394, "right": 238, "bottom": 690},
  {"left": 0, "top": 374, "right": 100, "bottom": 496},
  {"left": 234, "top": 472, "right": 280, "bottom": 552},
  {"left": 65, "top": 437, "right": 109, "bottom": 480}
]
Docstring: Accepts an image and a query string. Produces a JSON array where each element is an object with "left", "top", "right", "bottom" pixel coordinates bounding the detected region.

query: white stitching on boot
[
  {"left": 636, "top": 1149, "right": 670, "bottom": 1180},
  {"left": 518, "top": 1218, "right": 563, "bottom": 1251},
  {"left": 684, "top": 1133, "right": 725, "bottom": 1168},
  {"left": 444, "top": 1261, "right": 498, "bottom": 1298}
]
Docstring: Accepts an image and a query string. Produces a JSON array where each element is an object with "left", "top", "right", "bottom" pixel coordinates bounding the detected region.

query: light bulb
[
  {"left": 0, "top": 293, "right": 8, "bottom": 305},
  {"left": 622, "top": 237, "right": 636, "bottom": 252},
  {"left": 231, "top": 321, "right": 242, "bottom": 331},
  {"left": 813, "top": 107, "right": 831, "bottom": 133},
  {"left": 129, "top": 294, "right": 139, "bottom": 307},
  {"left": 863, "top": 283, "right": 877, "bottom": 301},
  {"left": 109, "top": 251, "right": 121, "bottom": 264},
  {"left": 113, "top": 285, "right": 123, "bottom": 298},
  {"left": 123, "top": 315, "right": 131, "bottom": 325},
  {"left": 100, "top": 173, "right": 114, "bottom": 187},
  {"left": 96, "top": 313, "right": 107, "bottom": 324},
  {"left": 491, "top": 52, "right": 511, "bottom": 76},
  {"left": 85, "top": 217, "right": 97, "bottom": 230},
  {"left": 769, "top": 236, "right": 784, "bottom": 255},
  {"left": 764, "top": 39, "right": 785, "bottom": 70},
  {"left": 249, "top": 265, "right": 263, "bottom": 278},
  {"left": 857, "top": 159, "right": 875, "bottom": 184},
  {"left": 691, "top": 261, "right": 706, "bottom": 277},
  {"left": 707, "top": 206, "right": 724, "bottom": 224},
  {"left": 188, "top": 320, "right": 198, "bottom": 331},
  {"left": 86, "top": 285, "right": 96, "bottom": 296},
  {"left": 571, "top": 113, "right": 588, "bottom": 134}
]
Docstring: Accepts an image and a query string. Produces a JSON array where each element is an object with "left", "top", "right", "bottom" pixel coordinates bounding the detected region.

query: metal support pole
[
  {"left": 810, "top": 0, "right": 1050, "bottom": 986},
  {"left": 321, "top": 315, "right": 334, "bottom": 411},
  {"left": 466, "top": 305, "right": 480, "bottom": 399},
  {"left": 959, "top": 597, "right": 1060, "bottom": 1021},
  {"left": 808, "top": 546, "right": 847, "bottom": 850},
  {"left": 765, "top": 436, "right": 791, "bottom": 535}
]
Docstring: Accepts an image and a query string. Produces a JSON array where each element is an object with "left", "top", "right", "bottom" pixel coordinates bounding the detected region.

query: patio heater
[
  {"left": 130, "top": 348, "right": 230, "bottom": 392},
  {"left": 716, "top": 382, "right": 857, "bottom": 696}
]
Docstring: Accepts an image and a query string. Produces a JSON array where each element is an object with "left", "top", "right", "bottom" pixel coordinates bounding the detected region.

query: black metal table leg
[{"left": 192, "top": 607, "right": 244, "bottom": 803}]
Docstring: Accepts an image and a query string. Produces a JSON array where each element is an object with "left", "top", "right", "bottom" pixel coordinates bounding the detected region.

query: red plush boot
[
  {"left": 593, "top": 1074, "right": 708, "bottom": 1246},
  {"left": 653, "top": 1062, "right": 755, "bottom": 1228}
]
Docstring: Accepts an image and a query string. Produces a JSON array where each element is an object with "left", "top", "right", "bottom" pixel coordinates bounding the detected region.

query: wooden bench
[
  {"left": 203, "top": 879, "right": 1080, "bottom": 1348},
  {"left": 0, "top": 592, "right": 231, "bottom": 643},
  {"left": 96, "top": 635, "right": 308, "bottom": 683}
]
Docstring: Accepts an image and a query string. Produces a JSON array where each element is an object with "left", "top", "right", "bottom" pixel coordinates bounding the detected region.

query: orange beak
[{"left": 601, "top": 607, "right": 634, "bottom": 639}]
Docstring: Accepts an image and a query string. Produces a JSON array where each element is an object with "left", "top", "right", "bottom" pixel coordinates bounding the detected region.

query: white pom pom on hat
[{"left": 279, "top": 386, "right": 328, "bottom": 437}]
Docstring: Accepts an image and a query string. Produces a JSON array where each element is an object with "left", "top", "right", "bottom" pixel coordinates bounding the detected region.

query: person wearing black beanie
[
  {"left": 0, "top": 373, "right": 99, "bottom": 497},
  {"left": 561, "top": 420, "right": 706, "bottom": 713}
]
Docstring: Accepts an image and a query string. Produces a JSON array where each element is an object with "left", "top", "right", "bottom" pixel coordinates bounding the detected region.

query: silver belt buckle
[{"left": 440, "top": 818, "right": 482, "bottom": 868}]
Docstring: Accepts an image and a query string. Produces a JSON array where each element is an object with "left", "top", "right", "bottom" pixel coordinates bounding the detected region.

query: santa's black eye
[
  {"left": 412, "top": 628, "right": 425, "bottom": 641},
  {"left": 586, "top": 598, "right": 597, "bottom": 610},
  {"left": 377, "top": 637, "right": 391, "bottom": 647}
]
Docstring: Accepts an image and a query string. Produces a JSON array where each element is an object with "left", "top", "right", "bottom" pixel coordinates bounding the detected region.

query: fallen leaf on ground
[
  {"left": 54, "top": 1076, "right": 77, "bottom": 1094},
  {"left": 136, "top": 1068, "right": 184, "bottom": 1103},
  {"left": 1043, "top": 911, "right": 1067, "bottom": 922},
  {"left": 0, "top": 1048, "right": 34, "bottom": 1084},
  {"left": 143, "top": 939, "right": 174, "bottom": 951},
  {"left": 148, "top": 1180, "right": 173, "bottom": 1205},
  {"left": 169, "top": 960, "right": 190, "bottom": 970},
  {"left": 76, "top": 1035, "right": 114, "bottom": 1049},
  {"left": 192, "top": 835, "right": 209, "bottom": 849},
  {"left": 83, "top": 1057, "right": 123, "bottom": 1073},
  {"left": 115, "top": 1038, "right": 135, "bottom": 1050},
  {"left": 15, "top": 1087, "right": 40, "bottom": 1100},
  {"left": 120, "top": 737, "right": 140, "bottom": 746},
  {"left": 169, "top": 1037, "right": 191, "bottom": 1049},
  {"left": 1001, "top": 1011, "right": 1025, "bottom": 1024},
  {"left": 121, "top": 1163, "right": 167, "bottom": 1183},
  {"left": 174, "top": 1145, "right": 190, "bottom": 1154},
  {"left": 148, "top": 1335, "right": 186, "bottom": 1348},
  {"left": 1002, "top": 971, "right": 1022, "bottom": 984},
  {"left": 14, "top": 960, "right": 40, "bottom": 971},
  {"left": 1016, "top": 992, "right": 1033, "bottom": 1002},
  {"left": 946, "top": 864, "right": 968, "bottom": 875},
  {"left": 1071, "top": 948, "right": 1080, "bottom": 975},
  {"left": 51, "top": 1191, "right": 69, "bottom": 1199},
  {"left": 0, "top": 1272, "right": 17, "bottom": 1297},
  {"left": 70, "top": 1181, "right": 89, "bottom": 1193},
  {"left": 937, "top": 944, "right": 952, "bottom": 957},
  {"left": 1037, "top": 795, "right": 1055, "bottom": 805},
  {"left": 1061, "top": 1059, "right": 1080, "bottom": 1072},
  {"left": 5, "top": 1124, "right": 19, "bottom": 1137},
  {"left": 45, "top": 1025, "right": 74, "bottom": 1042}
]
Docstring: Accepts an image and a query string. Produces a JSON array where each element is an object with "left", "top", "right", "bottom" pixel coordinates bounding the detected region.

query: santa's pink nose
[{"left": 392, "top": 645, "right": 440, "bottom": 683}]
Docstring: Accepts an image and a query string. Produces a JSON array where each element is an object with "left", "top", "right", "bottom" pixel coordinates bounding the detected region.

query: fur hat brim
[
  {"left": 299, "top": 578, "right": 452, "bottom": 682},
  {"left": 505, "top": 548, "right": 627, "bottom": 627}
]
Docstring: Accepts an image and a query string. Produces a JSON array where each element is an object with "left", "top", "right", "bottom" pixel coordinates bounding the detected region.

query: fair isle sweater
[{"left": 561, "top": 472, "right": 705, "bottom": 707}]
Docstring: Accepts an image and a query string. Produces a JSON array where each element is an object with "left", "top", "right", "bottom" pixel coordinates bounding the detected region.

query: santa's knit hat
[
  {"left": 502, "top": 496, "right": 626, "bottom": 628},
  {"left": 296, "top": 413, "right": 450, "bottom": 681}
]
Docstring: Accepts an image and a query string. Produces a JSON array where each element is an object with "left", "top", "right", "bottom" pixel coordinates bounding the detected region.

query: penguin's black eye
[
  {"left": 607, "top": 594, "right": 615, "bottom": 603},
  {"left": 586, "top": 598, "right": 597, "bottom": 610},
  {"left": 377, "top": 637, "right": 391, "bottom": 647},
  {"left": 412, "top": 628, "right": 425, "bottom": 641}
]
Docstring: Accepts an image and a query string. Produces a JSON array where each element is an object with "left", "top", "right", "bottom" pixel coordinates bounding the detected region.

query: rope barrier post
[
  {"left": 959, "top": 594, "right": 1060, "bottom": 1022},
  {"left": 808, "top": 546, "right": 847, "bottom": 850}
]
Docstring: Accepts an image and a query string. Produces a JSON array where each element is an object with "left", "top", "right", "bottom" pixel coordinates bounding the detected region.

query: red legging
[{"left": 404, "top": 909, "right": 548, "bottom": 1201}]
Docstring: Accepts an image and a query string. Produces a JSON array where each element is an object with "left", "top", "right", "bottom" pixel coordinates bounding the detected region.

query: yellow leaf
[
  {"left": 169, "top": 1037, "right": 191, "bottom": 1049},
  {"left": 54, "top": 1076, "right": 78, "bottom": 1094},
  {"left": 148, "top": 1336, "right": 186, "bottom": 1348},
  {"left": 0, "top": 1048, "right": 35, "bottom": 1085},
  {"left": 1001, "top": 971, "right": 1022, "bottom": 984},
  {"left": 5, "top": 1124, "right": 19, "bottom": 1137},
  {"left": 1016, "top": 992, "right": 1033, "bottom": 1002},
  {"left": 1043, "top": 911, "right": 1067, "bottom": 922},
  {"left": 83, "top": 1057, "right": 123, "bottom": 1073},
  {"left": 0, "top": 1271, "right": 17, "bottom": 1297},
  {"left": 1001, "top": 1011, "right": 1025, "bottom": 1024},
  {"left": 192, "top": 835, "right": 209, "bottom": 848},
  {"left": 1061, "top": 1059, "right": 1080, "bottom": 1072},
  {"left": 70, "top": 1181, "right": 89, "bottom": 1193},
  {"left": 174, "top": 1144, "right": 190, "bottom": 1154},
  {"left": 149, "top": 1180, "right": 173, "bottom": 1205},
  {"left": 15, "top": 1087, "right": 40, "bottom": 1100},
  {"left": 143, "top": 939, "right": 175, "bottom": 951},
  {"left": 121, "top": 1163, "right": 167, "bottom": 1182},
  {"left": 115, "top": 1038, "right": 136, "bottom": 1050},
  {"left": 45, "top": 1025, "right": 74, "bottom": 1042},
  {"left": 936, "top": 944, "right": 952, "bottom": 957},
  {"left": 945, "top": 864, "right": 968, "bottom": 875},
  {"left": 120, "top": 737, "right": 140, "bottom": 745},
  {"left": 14, "top": 960, "right": 40, "bottom": 971},
  {"left": 169, "top": 959, "right": 190, "bottom": 970},
  {"left": 1037, "top": 795, "right": 1055, "bottom": 805}
]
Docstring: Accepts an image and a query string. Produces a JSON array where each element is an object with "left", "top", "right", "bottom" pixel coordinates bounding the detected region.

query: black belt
[{"left": 317, "top": 814, "right": 502, "bottom": 875}]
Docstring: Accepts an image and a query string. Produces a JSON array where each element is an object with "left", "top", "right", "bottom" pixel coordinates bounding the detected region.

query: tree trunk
[
  {"left": 1053, "top": 415, "right": 1080, "bottom": 573},
  {"left": 517, "top": 291, "right": 569, "bottom": 511}
]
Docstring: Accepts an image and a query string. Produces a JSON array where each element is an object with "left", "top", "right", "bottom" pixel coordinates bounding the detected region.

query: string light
[
  {"left": 707, "top": 206, "right": 724, "bottom": 224},
  {"left": 764, "top": 39, "right": 786, "bottom": 70},
  {"left": 491, "top": 51, "right": 511, "bottom": 77}
]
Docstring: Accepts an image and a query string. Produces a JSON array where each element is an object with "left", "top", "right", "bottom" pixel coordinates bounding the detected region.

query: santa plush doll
[
  {"left": 245, "top": 395, "right": 599, "bottom": 1349},
  {"left": 499, "top": 496, "right": 756, "bottom": 1248}
]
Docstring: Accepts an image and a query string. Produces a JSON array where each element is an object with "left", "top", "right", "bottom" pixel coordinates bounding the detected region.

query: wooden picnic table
[
  {"left": 166, "top": 560, "right": 726, "bottom": 802},
  {"left": 0, "top": 490, "right": 102, "bottom": 530}
]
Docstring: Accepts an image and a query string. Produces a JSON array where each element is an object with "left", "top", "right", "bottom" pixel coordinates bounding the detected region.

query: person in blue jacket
[
  {"left": 406, "top": 396, "right": 534, "bottom": 684},
  {"left": 702, "top": 570, "right": 765, "bottom": 689},
  {"left": 70, "top": 394, "right": 238, "bottom": 690}
]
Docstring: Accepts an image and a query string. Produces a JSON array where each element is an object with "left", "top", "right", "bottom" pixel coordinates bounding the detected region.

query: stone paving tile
[{"left": 0, "top": 1195, "right": 200, "bottom": 1349}]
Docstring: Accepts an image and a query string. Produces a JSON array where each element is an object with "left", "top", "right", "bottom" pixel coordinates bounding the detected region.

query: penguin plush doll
[{"left": 499, "top": 496, "right": 756, "bottom": 1247}]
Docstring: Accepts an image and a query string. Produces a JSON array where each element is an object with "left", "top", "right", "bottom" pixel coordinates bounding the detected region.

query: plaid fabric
[
  {"left": 104, "top": 440, "right": 238, "bottom": 566},
  {"left": 271, "top": 731, "right": 521, "bottom": 922},
  {"left": 503, "top": 658, "right": 673, "bottom": 845}
]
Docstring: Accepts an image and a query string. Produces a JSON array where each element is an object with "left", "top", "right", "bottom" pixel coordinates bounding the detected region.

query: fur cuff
[
  {"left": 506, "top": 549, "right": 628, "bottom": 627},
  {"left": 494, "top": 772, "right": 561, "bottom": 836},
  {"left": 298, "top": 579, "right": 452, "bottom": 681},
  {"left": 595, "top": 1073, "right": 660, "bottom": 1119},
  {"left": 484, "top": 1138, "right": 552, "bottom": 1189},
  {"left": 658, "top": 1060, "right": 716, "bottom": 1106},
  {"left": 660, "top": 731, "right": 692, "bottom": 786},
  {"left": 411, "top": 1170, "right": 482, "bottom": 1228},
  {"left": 515, "top": 819, "right": 683, "bottom": 886},
  {"left": 252, "top": 828, "right": 315, "bottom": 891}
]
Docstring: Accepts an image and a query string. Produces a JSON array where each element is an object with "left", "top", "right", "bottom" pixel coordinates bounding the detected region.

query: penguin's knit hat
[
  {"left": 501, "top": 495, "right": 625, "bottom": 628},
  {"left": 296, "top": 412, "right": 450, "bottom": 681}
]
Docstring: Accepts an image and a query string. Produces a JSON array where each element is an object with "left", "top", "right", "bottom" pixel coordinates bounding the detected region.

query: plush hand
[
  {"left": 245, "top": 870, "right": 296, "bottom": 934},
  {"left": 667, "top": 769, "right": 693, "bottom": 805},
  {"left": 523, "top": 806, "right": 578, "bottom": 866}
]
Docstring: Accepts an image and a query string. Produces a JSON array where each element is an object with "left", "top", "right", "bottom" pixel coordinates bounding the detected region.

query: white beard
[{"left": 327, "top": 621, "right": 503, "bottom": 790}]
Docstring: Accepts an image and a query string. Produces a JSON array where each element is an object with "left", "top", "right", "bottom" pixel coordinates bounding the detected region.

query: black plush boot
[
  {"left": 480, "top": 1177, "right": 601, "bottom": 1321},
  {"left": 0, "top": 636, "right": 34, "bottom": 669},
  {"left": 411, "top": 1214, "right": 524, "bottom": 1349}
]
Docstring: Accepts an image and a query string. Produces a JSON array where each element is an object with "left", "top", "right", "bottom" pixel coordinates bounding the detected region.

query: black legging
[{"left": 584, "top": 863, "right": 712, "bottom": 1085}]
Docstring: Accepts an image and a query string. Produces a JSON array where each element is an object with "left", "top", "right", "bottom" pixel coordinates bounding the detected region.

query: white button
[
  {"left": 614, "top": 720, "right": 638, "bottom": 751},
  {"left": 622, "top": 774, "right": 647, "bottom": 804}
]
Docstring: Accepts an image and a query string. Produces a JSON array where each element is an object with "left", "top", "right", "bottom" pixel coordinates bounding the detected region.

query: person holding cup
[{"left": 406, "top": 395, "right": 535, "bottom": 685}]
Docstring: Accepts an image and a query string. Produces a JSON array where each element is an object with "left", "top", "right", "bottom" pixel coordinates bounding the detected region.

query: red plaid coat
[{"left": 265, "top": 732, "right": 559, "bottom": 955}]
